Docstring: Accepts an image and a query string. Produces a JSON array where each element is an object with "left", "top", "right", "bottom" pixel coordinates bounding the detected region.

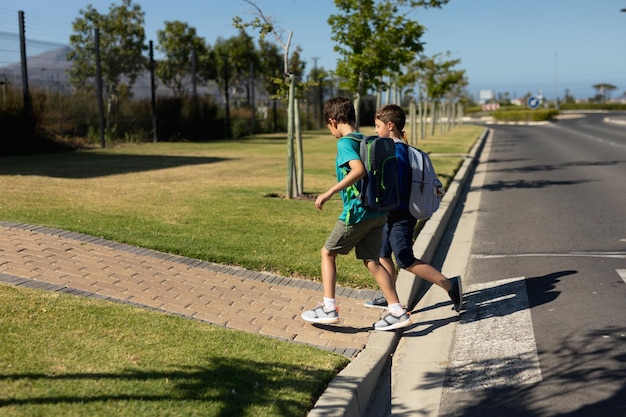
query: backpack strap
[{"left": 340, "top": 133, "right": 364, "bottom": 226}]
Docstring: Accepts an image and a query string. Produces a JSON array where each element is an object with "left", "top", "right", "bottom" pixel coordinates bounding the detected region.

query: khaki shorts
[{"left": 323, "top": 215, "right": 387, "bottom": 260}]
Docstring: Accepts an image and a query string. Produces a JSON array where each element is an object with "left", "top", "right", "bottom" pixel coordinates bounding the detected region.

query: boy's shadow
[
  {"left": 311, "top": 270, "right": 571, "bottom": 335},
  {"left": 312, "top": 324, "right": 373, "bottom": 334},
  {"left": 403, "top": 270, "right": 573, "bottom": 336}
]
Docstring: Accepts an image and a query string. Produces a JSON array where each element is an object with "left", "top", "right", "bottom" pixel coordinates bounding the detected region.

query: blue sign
[{"left": 527, "top": 96, "right": 540, "bottom": 109}]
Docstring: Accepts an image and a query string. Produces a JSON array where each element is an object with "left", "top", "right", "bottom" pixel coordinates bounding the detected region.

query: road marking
[
  {"left": 618, "top": 270, "right": 626, "bottom": 284},
  {"left": 446, "top": 276, "right": 542, "bottom": 392},
  {"left": 472, "top": 251, "right": 626, "bottom": 259},
  {"left": 553, "top": 123, "right": 626, "bottom": 148}
]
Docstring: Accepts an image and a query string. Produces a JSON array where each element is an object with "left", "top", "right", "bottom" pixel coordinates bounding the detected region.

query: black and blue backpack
[{"left": 345, "top": 134, "right": 400, "bottom": 212}]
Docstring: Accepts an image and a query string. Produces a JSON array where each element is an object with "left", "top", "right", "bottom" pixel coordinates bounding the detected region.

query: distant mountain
[
  {"left": 0, "top": 46, "right": 72, "bottom": 88},
  {"left": 0, "top": 46, "right": 220, "bottom": 100}
]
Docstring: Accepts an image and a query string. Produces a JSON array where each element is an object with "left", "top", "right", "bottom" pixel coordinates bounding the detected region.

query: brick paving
[{"left": 0, "top": 222, "right": 387, "bottom": 358}]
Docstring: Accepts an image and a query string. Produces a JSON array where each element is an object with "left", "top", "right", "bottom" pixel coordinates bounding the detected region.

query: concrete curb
[{"left": 308, "top": 127, "right": 490, "bottom": 417}]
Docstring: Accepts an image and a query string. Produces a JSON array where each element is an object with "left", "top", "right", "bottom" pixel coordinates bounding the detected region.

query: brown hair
[
  {"left": 323, "top": 96, "right": 356, "bottom": 125},
  {"left": 375, "top": 104, "right": 406, "bottom": 131}
]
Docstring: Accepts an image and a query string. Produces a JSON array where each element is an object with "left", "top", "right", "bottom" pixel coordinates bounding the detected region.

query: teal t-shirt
[{"left": 336, "top": 133, "right": 387, "bottom": 225}]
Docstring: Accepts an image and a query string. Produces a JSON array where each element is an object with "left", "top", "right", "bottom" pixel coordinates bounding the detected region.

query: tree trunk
[
  {"left": 430, "top": 101, "right": 436, "bottom": 137},
  {"left": 295, "top": 97, "right": 304, "bottom": 196},
  {"left": 286, "top": 74, "right": 295, "bottom": 199},
  {"left": 409, "top": 100, "right": 417, "bottom": 147}
]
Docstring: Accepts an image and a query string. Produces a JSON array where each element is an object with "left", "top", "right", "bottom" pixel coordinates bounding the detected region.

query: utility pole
[{"left": 554, "top": 52, "right": 559, "bottom": 110}]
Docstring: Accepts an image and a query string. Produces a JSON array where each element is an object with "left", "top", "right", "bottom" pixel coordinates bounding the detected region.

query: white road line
[
  {"left": 618, "top": 270, "right": 626, "bottom": 284},
  {"left": 446, "top": 276, "right": 542, "bottom": 392},
  {"left": 472, "top": 251, "right": 626, "bottom": 259}
]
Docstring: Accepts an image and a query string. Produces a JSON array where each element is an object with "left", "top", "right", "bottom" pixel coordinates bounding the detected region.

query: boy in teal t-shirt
[
  {"left": 300, "top": 96, "right": 411, "bottom": 331},
  {"left": 334, "top": 132, "right": 385, "bottom": 225}
]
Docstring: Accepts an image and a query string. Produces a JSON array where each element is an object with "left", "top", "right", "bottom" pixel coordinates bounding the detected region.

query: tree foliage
[
  {"left": 155, "top": 21, "right": 210, "bottom": 97},
  {"left": 592, "top": 83, "right": 617, "bottom": 102},
  {"left": 213, "top": 29, "right": 259, "bottom": 107},
  {"left": 328, "top": 0, "right": 449, "bottom": 123},
  {"left": 232, "top": 0, "right": 312, "bottom": 198},
  {"left": 67, "top": 0, "right": 147, "bottom": 129},
  {"left": 418, "top": 52, "right": 466, "bottom": 102}
]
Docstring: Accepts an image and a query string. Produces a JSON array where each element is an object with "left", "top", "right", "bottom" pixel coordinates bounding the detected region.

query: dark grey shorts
[{"left": 323, "top": 215, "right": 387, "bottom": 260}]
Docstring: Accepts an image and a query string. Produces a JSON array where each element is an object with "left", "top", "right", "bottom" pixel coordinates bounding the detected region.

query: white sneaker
[
  {"left": 301, "top": 305, "right": 340, "bottom": 324},
  {"left": 373, "top": 311, "right": 411, "bottom": 331}
]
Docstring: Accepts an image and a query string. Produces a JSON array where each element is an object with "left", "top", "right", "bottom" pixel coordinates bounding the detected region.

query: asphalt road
[{"left": 366, "top": 112, "right": 626, "bottom": 417}]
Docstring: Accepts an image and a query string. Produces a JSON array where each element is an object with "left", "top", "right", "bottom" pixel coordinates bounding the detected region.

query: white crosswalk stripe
[{"left": 447, "top": 276, "right": 543, "bottom": 392}]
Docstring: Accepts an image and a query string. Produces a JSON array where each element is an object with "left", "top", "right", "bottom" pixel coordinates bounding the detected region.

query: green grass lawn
[
  {"left": 0, "top": 284, "right": 346, "bottom": 417},
  {"left": 0, "top": 124, "right": 485, "bottom": 416}
]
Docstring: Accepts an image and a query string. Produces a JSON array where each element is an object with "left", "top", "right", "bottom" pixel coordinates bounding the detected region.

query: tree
[
  {"left": 155, "top": 21, "right": 209, "bottom": 98},
  {"left": 413, "top": 52, "right": 465, "bottom": 136},
  {"left": 67, "top": 0, "right": 147, "bottom": 135},
  {"left": 213, "top": 30, "right": 259, "bottom": 109},
  {"left": 233, "top": 0, "right": 310, "bottom": 199},
  {"left": 257, "top": 39, "right": 284, "bottom": 131},
  {"left": 592, "top": 83, "right": 617, "bottom": 102},
  {"left": 328, "top": 0, "right": 449, "bottom": 126}
]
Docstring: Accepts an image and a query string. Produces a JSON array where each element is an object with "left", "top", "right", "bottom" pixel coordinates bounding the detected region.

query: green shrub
[
  {"left": 492, "top": 109, "right": 558, "bottom": 122},
  {"left": 559, "top": 102, "right": 626, "bottom": 111}
]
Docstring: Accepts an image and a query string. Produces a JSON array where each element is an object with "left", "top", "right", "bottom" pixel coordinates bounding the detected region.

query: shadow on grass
[
  {"left": 0, "top": 355, "right": 329, "bottom": 415},
  {"left": 0, "top": 152, "right": 232, "bottom": 179}
]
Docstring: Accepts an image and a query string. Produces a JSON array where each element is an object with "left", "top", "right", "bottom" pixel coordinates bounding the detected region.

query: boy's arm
[{"left": 315, "top": 159, "right": 365, "bottom": 211}]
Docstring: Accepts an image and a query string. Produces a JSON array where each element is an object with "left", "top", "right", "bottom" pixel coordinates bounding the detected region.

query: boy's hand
[
  {"left": 315, "top": 159, "right": 364, "bottom": 211},
  {"left": 315, "top": 191, "right": 333, "bottom": 210}
]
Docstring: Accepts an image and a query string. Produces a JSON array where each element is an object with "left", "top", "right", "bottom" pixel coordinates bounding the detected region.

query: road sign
[
  {"left": 482, "top": 103, "right": 500, "bottom": 111},
  {"left": 527, "top": 96, "right": 540, "bottom": 109}
]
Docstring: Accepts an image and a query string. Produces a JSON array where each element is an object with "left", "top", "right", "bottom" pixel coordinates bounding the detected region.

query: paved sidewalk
[{"left": 0, "top": 221, "right": 387, "bottom": 358}]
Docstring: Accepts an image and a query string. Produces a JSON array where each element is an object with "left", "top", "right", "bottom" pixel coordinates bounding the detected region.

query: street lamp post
[{"left": 554, "top": 52, "right": 559, "bottom": 109}]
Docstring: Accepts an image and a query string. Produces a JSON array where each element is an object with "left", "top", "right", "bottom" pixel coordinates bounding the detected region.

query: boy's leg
[
  {"left": 355, "top": 217, "right": 402, "bottom": 305},
  {"left": 364, "top": 217, "right": 396, "bottom": 309},
  {"left": 379, "top": 256, "right": 397, "bottom": 280},
  {"left": 406, "top": 260, "right": 451, "bottom": 291},
  {"left": 356, "top": 217, "right": 411, "bottom": 330},
  {"left": 405, "top": 260, "right": 463, "bottom": 312},
  {"left": 365, "top": 214, "right": 400, "bottom": 309},
  {"left": 302, "top": 220, "right": 364, "bottom": 324},
  {"left": 301, "top": 246, "right": 341, "bottom": 324},
  {"left": 365, "top": 259, "right": 412, "bottom": 330},
  {"left": 363, "top": 258, "right": 392, "bottom": 308},
  {"left": 364, "top": 253, "right": 394, "bottom": 309},
  {"left": 364, "top": 259, "right": 400, "bottom": 305},
  {"left": 321, "top": 247, "right": 338, "bottom": 299},
  {"left": 377, "top": 212, "right": 464, "bottom": 312}
]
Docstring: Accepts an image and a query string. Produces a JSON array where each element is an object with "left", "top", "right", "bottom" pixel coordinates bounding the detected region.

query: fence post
[
  {"left": 94, "top": 28, "right": 105, "bottom": 148},
  {"left": 18, "top": 11, "right": 33, "bottom": 132},
  {"left": 149, "top": 40, "right": 158, "bottom": 143}
]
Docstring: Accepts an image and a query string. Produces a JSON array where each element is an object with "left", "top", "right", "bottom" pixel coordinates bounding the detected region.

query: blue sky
[{"left": 2, "top": 0, "right": 626, "bottom": 100}]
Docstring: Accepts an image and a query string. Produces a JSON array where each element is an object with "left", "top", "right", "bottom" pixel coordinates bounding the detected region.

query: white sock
[
  {"left": 388, "top": 303, "right": 405, "bottom": 316},
  {"left": 323, "top": 297, "right": 336, "bottom": 311}
]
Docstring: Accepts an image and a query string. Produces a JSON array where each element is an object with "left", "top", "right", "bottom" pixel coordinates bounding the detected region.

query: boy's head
[
  {"left": 323, "top": 96, "right": 356, "bottom": 126},
  {"left": 375, "top": 104, "right": 406, "bottom": 131}
]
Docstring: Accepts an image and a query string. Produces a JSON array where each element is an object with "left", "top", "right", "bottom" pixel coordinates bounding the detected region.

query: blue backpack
[
  {"left": 405, "top": 144, "right": 444, "bottom": 220},
  {"left": 346, "top": 134, "right": 400, "bottom": 212}
]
